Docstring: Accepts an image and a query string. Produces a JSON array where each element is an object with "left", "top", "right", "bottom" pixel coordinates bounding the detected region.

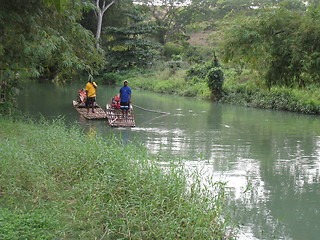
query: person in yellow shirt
[{"left": 85, "top": 78, "right": 97, "bottom": 114}]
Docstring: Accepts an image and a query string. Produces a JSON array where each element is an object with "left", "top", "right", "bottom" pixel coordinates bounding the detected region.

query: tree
[
  {"left": 41, "top": 0, "right": 70, "bottom": 12},
  {"left": 104, "top": 7, "right": 162, "bottom": 71},
  {"left": 206, "top": 54, "right": 224, "bottom": 100},
  {"left": 0, "top": 71, "right": 20, "bottom": 115},
  {"left": 92, "top": 0, "right": 120, "bottom": 48},
  {"left": 0, "top": 0, "right": 107, "bottom": 115},
  {"left": 222, "top": 6, "right": 320, "bottom": 89},
  {"left": 134, "top": 0, "right": 193, "bottom": 44},
  {"left": 186, "top": 52, "right": 224, "bottom": 99},
  {"left": 190, "top": 0, "right": 306, "bottom": 19},
  {"left": 0, "top": 0, "right": 103, "bottom": 81}
]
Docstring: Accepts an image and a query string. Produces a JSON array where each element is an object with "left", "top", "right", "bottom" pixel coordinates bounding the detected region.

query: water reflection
[{"left": 17, "top": 81, "right": 320, "bottom": 240}]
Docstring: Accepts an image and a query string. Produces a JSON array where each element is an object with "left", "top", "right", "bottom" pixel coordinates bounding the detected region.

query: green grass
[
  {"left": 132, "top": 69, "right": 211, "bottom": 98},
  {"left": 222, "top": 83, "right": 320, "bottom": 114},
  {"left": 0, "top": 118, "right": 235, "bottom": 239},
  {"left": 130, "top": 67, "right": 320, "bottom": 114}
]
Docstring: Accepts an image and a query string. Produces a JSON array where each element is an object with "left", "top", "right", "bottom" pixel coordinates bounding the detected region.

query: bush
[
  {"left": 182, "top": 45, "right": 204, "bottom": 64},
  {"left": 163, "top": 42, "right": 183, "bottom": 58},
  {"left": 100, "top": 72, "right": 123, "bottom": 85},
  {"left": 0, "top": 71, "right": 20, "bottom": 116},
  {"left": 186, "top": 61, "right": 213, "bottom": 80},
  {"left": 181, "top": 82, "right": 211, "bottom": 97},
  {"left": 206, "top": 67, "right": 224, "bottom": 98},
  {"left": 222, "top": 84, "right": 320, "bottom": 114}
]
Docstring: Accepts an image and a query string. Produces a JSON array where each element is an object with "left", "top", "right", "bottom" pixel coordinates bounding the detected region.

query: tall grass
[
  {"left": 222, "top": 83, "right": 320, "bottom": 114},
  {"left": 0, "top": 118, "right": 235, "bottom": 239},
  {"left": 133, "top": 69, "right": 211, "bottom": 98},
  {"left": 131, "top": 68, "right": 320, "bottom": 114}
]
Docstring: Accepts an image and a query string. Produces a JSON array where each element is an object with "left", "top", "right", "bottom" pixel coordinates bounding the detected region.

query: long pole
[{"left": 132, "top": 104, "right": 170, "bottom": 115}]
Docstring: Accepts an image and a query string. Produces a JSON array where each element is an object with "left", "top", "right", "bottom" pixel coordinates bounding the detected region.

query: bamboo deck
[
  {"left": 72, "top": 101, "right": 107, "bottom": 120},
  {"left": 105, "top": 104, "right": 135, "bottom": 127}
]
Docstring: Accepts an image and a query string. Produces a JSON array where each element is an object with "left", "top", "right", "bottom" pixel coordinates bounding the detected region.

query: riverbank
[
  {"left": 130, "top": 69, "right": 320, "bottom": 114},
  {"left": 0, "top": 117, "right": 235, "bottom": 239}
]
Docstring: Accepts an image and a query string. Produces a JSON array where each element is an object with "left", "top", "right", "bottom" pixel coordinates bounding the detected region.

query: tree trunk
[
  {"left": 94, "top": 0, "right": 117, "bottom": 48},
  {"left": 95, "top": 12, "right": 103, "bottom": 48}
]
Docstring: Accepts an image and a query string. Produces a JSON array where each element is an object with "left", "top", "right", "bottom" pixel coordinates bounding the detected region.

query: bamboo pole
[{"left": 132, "top": 104, "right": 170, "bottom": 115}]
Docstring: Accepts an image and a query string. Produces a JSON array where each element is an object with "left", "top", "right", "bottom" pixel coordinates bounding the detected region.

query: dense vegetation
[
  {"left": 1, "top": 0, "right": 320, "bottom": 115},
  {"left": 0, "top": 118, "right": 234, "bottom": 239},
  {"left": 1, "top": 1, "right": 319, "bottom": 238}
]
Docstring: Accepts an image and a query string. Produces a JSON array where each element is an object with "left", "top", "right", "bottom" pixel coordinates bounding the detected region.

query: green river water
[{"left": 18, "top": 81, "right": 320, "bottom": 240}]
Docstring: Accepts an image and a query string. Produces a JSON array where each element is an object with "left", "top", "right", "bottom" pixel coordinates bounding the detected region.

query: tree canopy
[
  {"left": 104, "top": 7, "right": 162, "bottom": 71},
  {"left": 1, "top": 0, "right": 320, "bottom": 88},
  {"left": 222, "top": 5, "right": 320, "bottom": 88},
  {"left": 0, "top": 0, "right": 104, "bottom": 81}
]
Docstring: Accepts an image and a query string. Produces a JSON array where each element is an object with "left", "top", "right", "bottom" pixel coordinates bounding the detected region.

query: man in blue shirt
[{"left": 119, "top": 80, "right": 132, "bottom": 118}]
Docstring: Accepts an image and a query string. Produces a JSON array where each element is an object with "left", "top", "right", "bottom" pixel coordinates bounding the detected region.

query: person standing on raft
[
  {"left": 85, "top": 78, "right": 97, "bottom": 114},
  {"left": 119, "top": 80, "right": 132, "bottom": 118}
]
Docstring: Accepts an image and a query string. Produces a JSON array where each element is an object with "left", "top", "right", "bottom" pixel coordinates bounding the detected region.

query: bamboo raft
[
  {"left": 72, "top": 100, "right": 107, "bottom": 120},
  {"left": 105, "top": 104, "right": 135, "bottom": 127}
]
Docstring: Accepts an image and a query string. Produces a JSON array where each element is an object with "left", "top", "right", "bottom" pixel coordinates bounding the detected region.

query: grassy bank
[
  {"left": 222, "top": 84, "right": 320, "bottom": 114},
  {"left": 132, "top": 69, "right": 211, "bottom": 98},
  {"left": 131, "top": 69, "right": 320, "bottom": 114},
  {"left": 0, "top": 118, "right": 235, "bottom": 239}
]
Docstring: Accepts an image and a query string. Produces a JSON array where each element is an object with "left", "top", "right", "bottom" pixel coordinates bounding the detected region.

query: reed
[{"left": 0, "top": 118, "right": 235, "bottom": 239}]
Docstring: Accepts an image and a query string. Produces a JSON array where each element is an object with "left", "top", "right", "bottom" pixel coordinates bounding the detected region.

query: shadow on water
[{"left": 17, "top": 81, "right": 320, "bottom": 240}]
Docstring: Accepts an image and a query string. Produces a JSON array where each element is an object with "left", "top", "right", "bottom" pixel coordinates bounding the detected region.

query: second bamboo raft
[{"left": 105, "top": 104, "right": 135, "bottom": 127}]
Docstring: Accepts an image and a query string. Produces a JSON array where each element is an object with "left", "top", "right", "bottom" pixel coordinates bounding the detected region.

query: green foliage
[
  {"left": 165, "top": 55, "right": 183, "bottom": 73},
  {"left": 206, "top": 67, "right": 224, "bottom": 98},
  {"left": 135, "top": 0, "right": 195, "bottom": 44},
  {"left": 222, "top": 83, "right": 320, "bottom": 114},
  {"left": 0, "top": 0, "right": 104, "bottom": 115},
  {"left": 185, "top": 55, "right": 224, "bottom": 98},
  {"left": 0, "top": 118, "right": 235, "bottom": 239},
  {"left": 0, "top": 0, "right": 104, "bottom": 81},
  {"left": 182, "top": 45, "right": 204, "bottom": 64},
  {"left": 163, "top": 42, "right": 184, "bottom": 58},
  {"left": 0, "top": 209, "right": 56, "bottom": 240},
  {"left": 186, "top": 61, "right": 215, "bottom": 80},
  {"left": 42, "top": 0, "right": 70, "bottom": 12},
  {"left": 133, "top": 69, "right": 212, "bottom": 97},
  {"left": 104, "top": 8, "right": 162, "bottom": 71},
  {"left": 100, "top": 72, "right": 123, "bottom": 85},
  {"left": 163, "top": 42, "right": 205, "bottom": 65},
  {"left": 192, "top": 0, "right": 307, "bottom": 20},
  {"left": 222, "top": 6, "right": 320, "bottom": 88},
  {"left": 0, "top": 71, "right": 20, "bottom": 116}
]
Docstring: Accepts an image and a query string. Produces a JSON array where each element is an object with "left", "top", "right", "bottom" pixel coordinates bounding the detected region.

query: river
[{"left": 17, "top": 81, "right": 320, "bottom": 240}]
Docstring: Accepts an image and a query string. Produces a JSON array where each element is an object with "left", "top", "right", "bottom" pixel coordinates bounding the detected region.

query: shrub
[
  {"left": 0, "top": 71, "right": 20, "bottom": 116},
  {"left": 163, "top": 42, "right": 183, "bottom": 58},
  {"left": 165, "top": 55, "right": 184, "bottom": 74},
  {"left": 186, "top": 61, "right": 213, "bottom": 80},
  {"left": 221, "top": 84, "right": 320, "bottom": 114},
  {"left": 101, "top": 72, "right": 123, "bottom": 85},
  {"left": 206, "top": 67, "right": 224, "bottom": 99},
  {"left": 182, "top": 45, "right": 204, "bottom": 64}
]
